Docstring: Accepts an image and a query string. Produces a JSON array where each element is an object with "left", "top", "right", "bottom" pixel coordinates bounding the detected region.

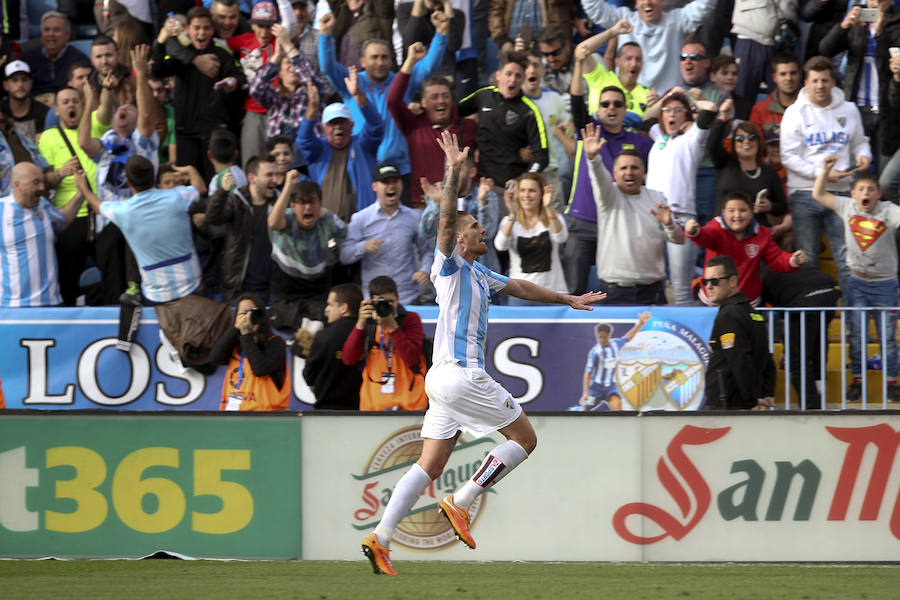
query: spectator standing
[
  {"left": 703, "top": 255, "right": 776, "bottom": 410},
  {"left": 0, "top": 106, "right": 48, "bottom": 197},
  {"left": 342, "top": 275, "right": 428, "bottom": 411},
  {"left": 339, "top": 163, "right": 433, "bottom": 305},
  {"left": 210, "top": 0, "right": 251, "bottom": 41},
  {"left": 249, "top": 22, "right": 324, "bottom": 141},
  {"left": 749, "top": 54, "right": 801, "bottom": 139},
  {"left": 458, "top": 51, "right": 548, "bottom": 195},
  {"left": 298, "top": 67, "right": 384, "bottom": 222},
  {"left": 488, "top": 0, "right": 576, "bottom": 55},
  {"left": 536, "top": 24, "right": 575, "bottom": 101},
  {"left": 330, "top": 0, "right": 395, "bottom": 67},
  {"left": 1, "top": 62, "right": 49, "bottom": 145},
  {"left": 151, "top": 6, "right": 246, "bottom": 181},
  {"left": 813, "top": 155, "right": 900, "bottom": 401},
  {"left": 303, "top": 282, "right": 364, "bottom": 410},
  {"left": 387, "top": 44, "right": 477, "bottom": 208},
  {"left": 209, "top": 293, "right": 290, "bottom": 411},
  {"left": 581, "top": 0, "right": 716, "bottom": 93},
  {"left": 577, "top": 20, "right": 652, "bottom": 118},
  {"left": 494, "top": 174, "right": 568, "bottom": 303},
  {"left": 0, "top": 163, "right": 84, "bottom": 307},
  {"left": 522, "top": 52, "right": 568, "bottom": 211},
  {"left": 780, "top": 56, "right": 871, "bottom": 298},
  {"left": 397, "top": 0, "right": 464, "bottom": 81},
  {"left": 268, "top": 173, "right": 348, "bottom": 317},
  {"left": 582, "top": 123, "right": 684, "bottom": 305},
  {"left": 20, "top": 11, "right": 89, "bottom": 99},
  {"left": 318, "top": 11, "right": 448, "bottom": 206},
  {"left": 729, "top": 0, "right": 797, "bottom": 104},
  {"left": 205, "top": 155, "right": 280, "bottom": 302},
  {"left": 709, "top": 56, "right": 753, "bottom": 121}
]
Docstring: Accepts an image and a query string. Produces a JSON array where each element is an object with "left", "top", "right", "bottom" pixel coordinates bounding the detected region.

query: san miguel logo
[
  {"left": 614, "top": 424, "right": 900, "bottom": 544},
  {"left": 351, "top": 426, "right": 497, "bottom": 550}
]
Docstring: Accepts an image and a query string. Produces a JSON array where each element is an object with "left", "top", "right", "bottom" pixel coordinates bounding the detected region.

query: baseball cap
[
  {"left": 765, "top": 124, "right": 781, "bottom": 145},
  {"left": 4, "top": 60, "right": 31, "bottom": 79},
  {"left": 250, "top": 1, "right": 278, "bottom": 25},
  {"left": 373, "top": 163, "right": 401, "bottom": 182},
  {"left": 322, "top": 103, "right": 352, "bottom": 123}
]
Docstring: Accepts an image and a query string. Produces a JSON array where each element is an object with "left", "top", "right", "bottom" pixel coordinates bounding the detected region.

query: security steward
[{"left": 703, "top": 255, "right": 776, "bottom": 410}]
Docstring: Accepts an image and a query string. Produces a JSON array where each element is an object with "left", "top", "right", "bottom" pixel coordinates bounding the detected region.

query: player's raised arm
[{"left": 435, "top": 130, "right": 470, "bottom": 256}]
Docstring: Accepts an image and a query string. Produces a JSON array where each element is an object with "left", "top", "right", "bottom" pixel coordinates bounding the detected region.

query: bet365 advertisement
[{"left": 0, "top": 306, "right": 716, "bottom": 411}]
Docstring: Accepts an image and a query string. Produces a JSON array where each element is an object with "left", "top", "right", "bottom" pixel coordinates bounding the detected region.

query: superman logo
[{"left": 848, "top": 215, "right": 887, "bottom": 251}]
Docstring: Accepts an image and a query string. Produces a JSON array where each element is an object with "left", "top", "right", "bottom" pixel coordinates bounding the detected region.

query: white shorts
[{"left": 421, "top": 360, "right": 523, "bottom": 439}]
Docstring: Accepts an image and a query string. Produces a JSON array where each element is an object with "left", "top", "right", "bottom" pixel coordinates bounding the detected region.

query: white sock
[
  {"left": 373, "top": 463, "right": 432, "bottom": 546},
  {"left": 452, "top": 440, "right": 528, "bottom": 510}
]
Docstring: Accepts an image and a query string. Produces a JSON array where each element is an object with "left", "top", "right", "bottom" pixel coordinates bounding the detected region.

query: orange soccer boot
[
  {"left": 361, "top": 533, "right": 397, "bottom": 575},
  {"left": 438, "top": 495, "right": 476, "bottom": 549}
]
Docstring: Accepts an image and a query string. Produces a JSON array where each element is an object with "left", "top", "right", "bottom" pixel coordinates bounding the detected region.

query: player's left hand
[{"left": 565, "top": 290, "right": 607, "bottom": 310}]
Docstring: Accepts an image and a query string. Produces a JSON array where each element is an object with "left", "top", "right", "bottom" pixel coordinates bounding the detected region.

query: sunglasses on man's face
[
  {"left": 680, "top": 53, "right": 706, "bottom": 61},
  {"left": 599, "top": 100, "right": 625, "bottom": 108},
  {"left": 541, "top": 47, "right": 564, "bottom": 57},
  {"left": 701, "top": 274, "right": 735, "bottom": 287},
  {"left": 734, "top": 133, "right": 759, "bottom": 143}
]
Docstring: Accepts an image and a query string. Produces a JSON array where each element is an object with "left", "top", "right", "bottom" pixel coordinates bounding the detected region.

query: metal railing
[{"left": 758, "top": 306, "right": 899, "bottom": 410}]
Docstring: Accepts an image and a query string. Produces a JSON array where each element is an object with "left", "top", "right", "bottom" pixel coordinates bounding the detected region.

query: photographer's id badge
[
  {"left": 225, "top": 392, "right": 244, "bottom": 411},
  {"left": 381, "top": 372, "right": 396, "bottom": 395}
]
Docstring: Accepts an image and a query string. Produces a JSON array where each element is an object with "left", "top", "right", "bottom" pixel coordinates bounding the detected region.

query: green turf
[{"left": 2, "top": 560, "right": 899, "bottom": 600}]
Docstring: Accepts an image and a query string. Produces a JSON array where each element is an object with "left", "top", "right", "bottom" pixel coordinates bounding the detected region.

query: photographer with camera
[
  {"left": 341, "top": 275, "right": 428, "bottom": 411},
  {"left": 210, "top": 292, "right": 291, "bottom": 411}
]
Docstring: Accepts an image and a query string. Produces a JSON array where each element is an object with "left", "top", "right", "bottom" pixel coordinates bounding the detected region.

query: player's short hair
[
  {"left": 707, "top": 255, "right": 738, "bottom": 277},
  {"left": 289, "top": 180, "right": 321, "bottom": 203},
  {"left": 803, "top": 55, "right": 834, "bottom": 79},
  {"left": 186, "top": 6, "right": 213, "bottom": 25},
  {"left": 614, "top": 148, "right": 646, "bottom": 169},
  {"left": 360, "top": 39, "right": 391, "bottom": 56},
  {"left": 266, "top": 135, "right": 294, "bottom": 152},
  {"left": 537, "top": 24, "right": 568, "bottom": 46},
  {"left": 722, "top": 190, "right": 753, "bottom": 209},
  {"left": 330, "top": 283, "right": 363, "bottom": 317},
  {"left": 498, "top": 50, "right": 528, "bottom": 72},
  {"left": 245, "top": 154, "right": 275, "bottom": 176},
  {"left": 369, "top": 276, "right": 398, "bottom": 298},
  {"left": 599, "top": 85, "right": 626, "bottom": 101},
  {"left": 125, "top": 155, "right": 155, "bottom": 192},
  {"left": 595, "top": 323, "right": 612, "bottom": 335},
  {"left": 91, "top": 34, "right": 116, "bottom": 49},
  {"left": 616, "top": 41, "right": 641, "bottom": 58},
  {"left": 772, "top": 53, "right": 800, "bottom": 72},
  {"left": 852, "top": 172, "right": 880, "bottom": 189},
  {"left": 710, "top": 55, "right": 736, "bottom": 74},
  {"left": 209, "top": 129, "right": 239, "bottom": 164}
]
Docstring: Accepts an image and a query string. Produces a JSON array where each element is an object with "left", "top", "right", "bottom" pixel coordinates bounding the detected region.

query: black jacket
[
  {"left": 458, "top": 86, "right": 549, "bottom": 184},
  {"left": 303, "top": 317, "right": 362, "bottom": 410},
  {"left": 705, "top": 291, "right": 775, "bottom": 410},
  {"left": 204, "top": 185, "right": 267, "bottom": 302},
  {"left": 151, "top": 38, "right": 245, "bottom": 138},
  {"left": 819, "top": 9, "right": 900, "bottom": 155}
]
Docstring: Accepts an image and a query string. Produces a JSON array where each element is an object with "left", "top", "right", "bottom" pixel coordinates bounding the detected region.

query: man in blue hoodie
[{"left": 317, "top": 11, "right": 448, "bottom": 206}]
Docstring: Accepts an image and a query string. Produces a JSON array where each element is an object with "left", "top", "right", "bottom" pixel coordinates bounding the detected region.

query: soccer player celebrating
[{"left": 361, "top": 131, "right": 606, "bottom": 575}]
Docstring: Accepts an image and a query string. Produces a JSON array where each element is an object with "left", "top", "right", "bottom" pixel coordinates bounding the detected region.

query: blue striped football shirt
[
  {"left": 431, "top": 248, "right": 508, "bottom": 369},
  {"left": 0, "top": 196, "right": 65, "bottom": 306}
]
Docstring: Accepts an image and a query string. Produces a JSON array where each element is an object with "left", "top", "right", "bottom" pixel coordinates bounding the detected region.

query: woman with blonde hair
[{"left": 494, "top": 173, "right": 568, "bottom": 305}]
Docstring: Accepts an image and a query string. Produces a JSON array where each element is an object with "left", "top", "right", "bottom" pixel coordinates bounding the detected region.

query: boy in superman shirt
[
  {"left": 684, "top": 191, "right": 806, "bottom": 307},
  {"left": 814, "top": 154, "right": 900, "bottom": 402}
]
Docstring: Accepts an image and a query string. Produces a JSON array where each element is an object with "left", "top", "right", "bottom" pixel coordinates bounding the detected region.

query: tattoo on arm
[{"left": 436, "top": 165, "right": 460, "bottom": 255}]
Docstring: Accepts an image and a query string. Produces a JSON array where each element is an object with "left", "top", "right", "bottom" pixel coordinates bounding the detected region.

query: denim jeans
[
  {"left": 788, "top": 190, "right": 849, "bottom": 297},
  {"left": 667, "top": 212, "right": 698, "bottom": 305},
  {"left": 695, "top": 168, "right": 717, "bottom": 225},
  {"left": 845, "top": 276, "right": 900, "bottom": 377}
]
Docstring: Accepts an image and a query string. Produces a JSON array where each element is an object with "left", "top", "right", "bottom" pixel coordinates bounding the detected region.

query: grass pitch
[{"left": 2, "top": 560, "right": 899, "bottom": 600}]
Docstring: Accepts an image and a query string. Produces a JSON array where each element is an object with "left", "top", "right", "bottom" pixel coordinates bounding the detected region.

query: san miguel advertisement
[
  {"left": 0, "top": 306, "right": 716, "bottom": 411},
  {"left": 302, "top": 414, "right": 900, "bottom": 562}
]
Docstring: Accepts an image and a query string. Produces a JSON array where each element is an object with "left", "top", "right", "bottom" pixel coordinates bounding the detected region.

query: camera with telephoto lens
[
  {"left": 247, "top": 308, "right": 265, "bottom": 326},
  {"left": 371, "top": 297, "right": 394, "bottom": 318}
]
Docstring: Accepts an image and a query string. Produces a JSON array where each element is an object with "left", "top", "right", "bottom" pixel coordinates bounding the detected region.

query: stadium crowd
[{"left": 2, "top": 0, "right": 900, "bottom": 407}]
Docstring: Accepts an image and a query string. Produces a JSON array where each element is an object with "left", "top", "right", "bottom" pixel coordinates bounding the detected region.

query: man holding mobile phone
[{"left": 819, "top": 0, "right": 900, "bottom": 174}]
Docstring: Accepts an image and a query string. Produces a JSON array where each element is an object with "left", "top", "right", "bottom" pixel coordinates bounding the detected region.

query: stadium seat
[
  {"left": 69, "top": 38, "right": 94, "bottom": 57},
  {"left": 28, "top": 0, "right": 58, "bottom": 38}
]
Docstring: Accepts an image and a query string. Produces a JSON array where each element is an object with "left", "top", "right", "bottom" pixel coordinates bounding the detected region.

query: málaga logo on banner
[
  {"left": 613, "top": 424, "right": 900, "bottom": 544},
  {"left": 351, "top": 426, "right": 497, "bottom": 550}
]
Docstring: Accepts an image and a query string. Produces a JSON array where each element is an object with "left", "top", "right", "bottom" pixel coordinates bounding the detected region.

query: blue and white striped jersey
[
  {"left": 99, "top": 186, "right": 201, "bottom": 303},
  {"left": 586, "top": 337, "right": 627, "bottom": 387},
  {"left": 0, "top": 196, "right": 65, "bottom": 306},
  {"left": 431, "top": 248, "right": 508, "bottom": 369}
]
